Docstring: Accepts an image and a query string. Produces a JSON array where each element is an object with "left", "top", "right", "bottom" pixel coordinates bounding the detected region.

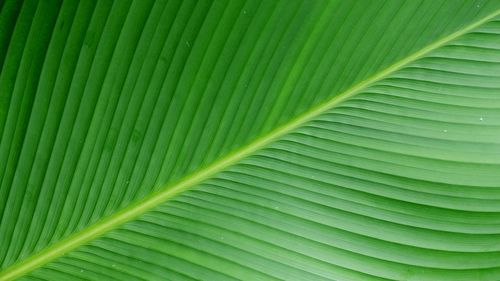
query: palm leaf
[{"left": 1, "top": 0, "right": 500, "bottom": 280}]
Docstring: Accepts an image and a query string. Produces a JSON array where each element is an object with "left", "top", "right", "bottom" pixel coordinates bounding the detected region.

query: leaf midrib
[{"left": 2, "top": 9, "right": 499, "bottom": 281}]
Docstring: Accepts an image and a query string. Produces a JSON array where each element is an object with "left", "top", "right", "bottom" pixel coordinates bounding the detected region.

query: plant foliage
[{"left": 1, "top": 0, "right": 500, "bottom": 280}]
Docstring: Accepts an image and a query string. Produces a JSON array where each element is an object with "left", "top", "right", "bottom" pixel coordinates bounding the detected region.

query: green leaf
[{"left": 1, "top": 0, "right": 500, "bottom": 280}]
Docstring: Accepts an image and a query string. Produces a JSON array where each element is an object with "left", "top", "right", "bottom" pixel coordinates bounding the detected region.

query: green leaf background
[{"left": 1, "top": 0, "right": 500, "bottom": 280}]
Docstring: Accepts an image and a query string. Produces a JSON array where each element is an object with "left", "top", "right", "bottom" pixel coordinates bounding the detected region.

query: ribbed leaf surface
[{"left": 1, "top": 0, "right": 500, "bottom": 280}]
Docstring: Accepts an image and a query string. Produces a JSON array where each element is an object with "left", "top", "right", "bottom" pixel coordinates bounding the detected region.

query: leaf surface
[{"left": 1, "top": 0, "right": 500, "bottom": 280}]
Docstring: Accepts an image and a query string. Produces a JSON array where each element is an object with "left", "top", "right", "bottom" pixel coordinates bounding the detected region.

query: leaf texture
[{"left": 1, "top": 0, "right": 500, "bottom": 280}]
